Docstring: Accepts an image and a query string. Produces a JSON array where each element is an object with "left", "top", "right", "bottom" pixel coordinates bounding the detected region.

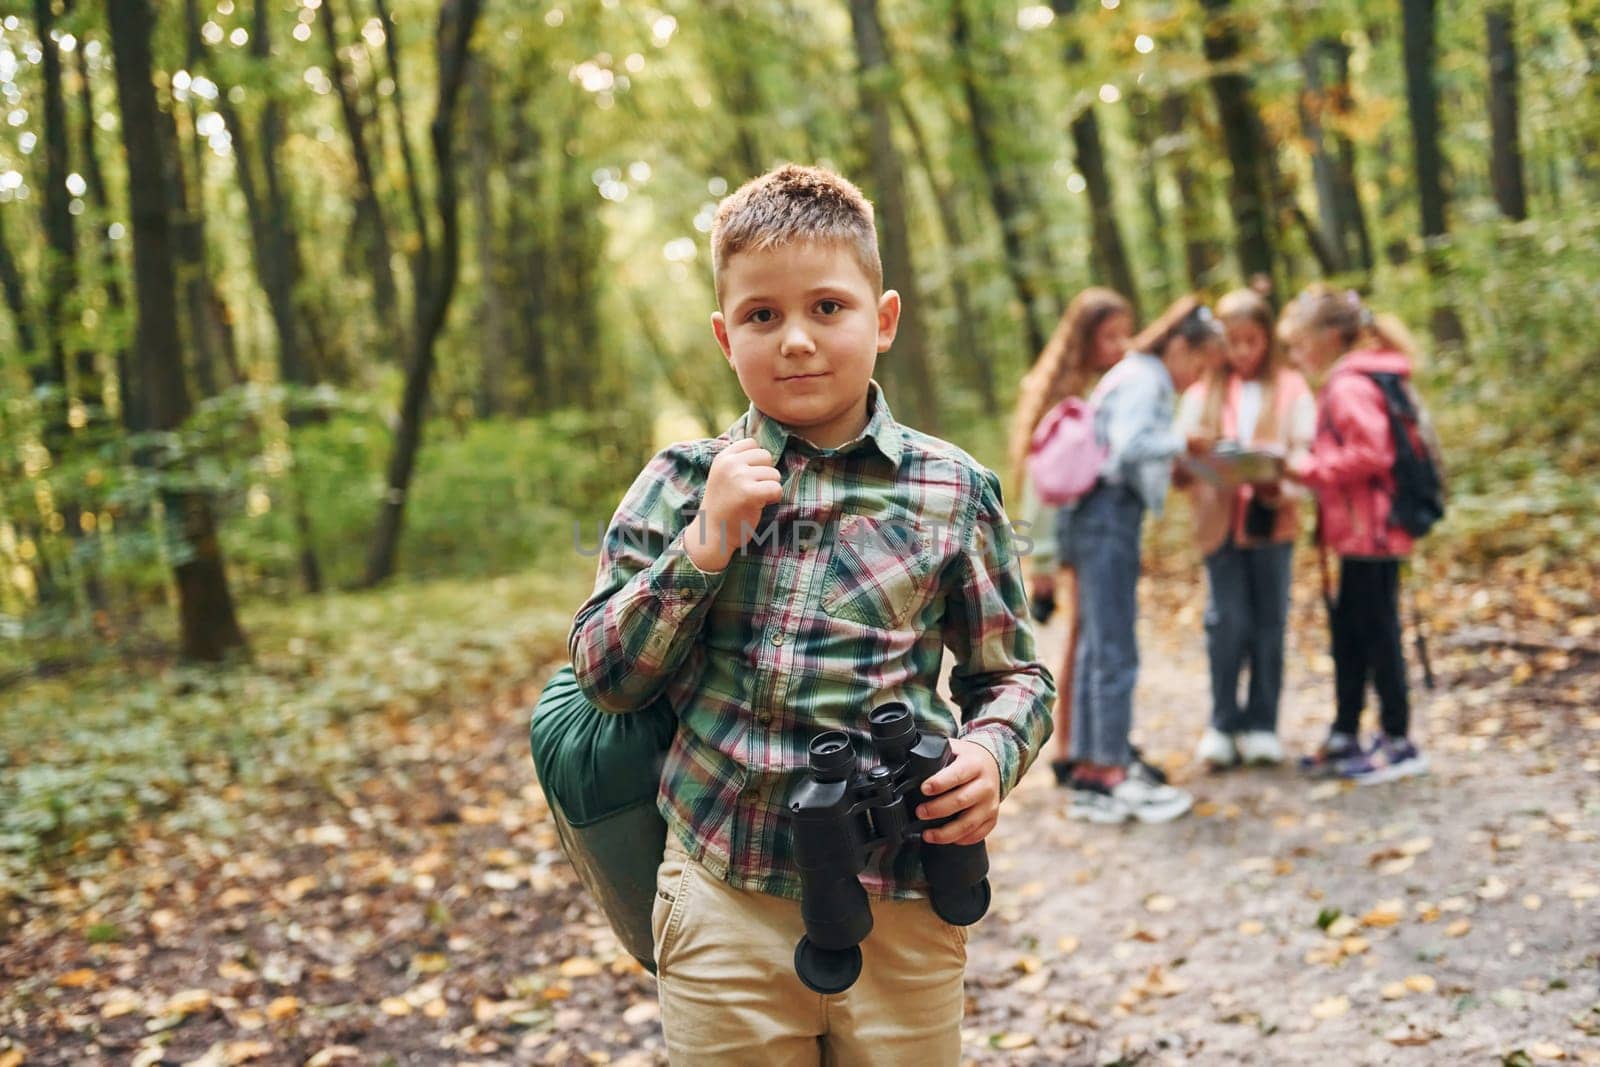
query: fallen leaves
[
  {"left": 1383, "top": 974, "right": 1439, "bottom": 1000},
  {"left": 1115, "top": 965, "right": 1188, "bottom": 1013},
  {"left": 1311, "top": 994, "right": 1350, "bottom": 1020},
  {"left": 1361, "top": 900, "right": 1405, "bottom": 928},
  {"left": 1446, "top": 919, "right": 1474, "bottom": 938},
  {"left": 557, "top": 956, "right": 603, "bottom": 979},
  {"left": 264, "top": 996, "right": 299, "bottom": 1021},
  {"left": 55, "top": 968, "right": 96, "bottom": 989},
  {"left": 1143, "top": 893, "right": 1178, "bottom": 914}
]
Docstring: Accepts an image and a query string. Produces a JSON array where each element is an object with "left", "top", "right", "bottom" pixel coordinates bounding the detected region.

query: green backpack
[{"left": 528, "top": 666, "right": 677, "bottom": 973}]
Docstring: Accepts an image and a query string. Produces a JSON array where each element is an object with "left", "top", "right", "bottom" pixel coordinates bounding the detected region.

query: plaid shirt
[{"left": 568, "top": 383, "right": 1054, "bottom": 902}]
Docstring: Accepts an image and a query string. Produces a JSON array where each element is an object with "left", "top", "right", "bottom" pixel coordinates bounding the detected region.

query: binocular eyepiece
[{"left": 787, "top": 702, "right": 991, "bottom": 994}]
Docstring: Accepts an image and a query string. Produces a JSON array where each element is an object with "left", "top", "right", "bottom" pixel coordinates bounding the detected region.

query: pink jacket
[{"left": 1291, "top": 349, "right": 1415, "bottom": 559}]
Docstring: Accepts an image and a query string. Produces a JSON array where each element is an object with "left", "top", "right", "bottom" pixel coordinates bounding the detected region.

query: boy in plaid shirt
[{"left": 569, "top": 164, "right": 1053, "bottom": 1064}]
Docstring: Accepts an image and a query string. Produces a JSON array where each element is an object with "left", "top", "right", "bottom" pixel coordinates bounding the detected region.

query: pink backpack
[{"left": 1026, "top": 396, "right": 1108, "bottom": 506}]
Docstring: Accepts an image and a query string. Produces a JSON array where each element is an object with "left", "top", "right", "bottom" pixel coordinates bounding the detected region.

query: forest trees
[{"left": 0, "top": 0, "right": 1588, "bottom": 659}]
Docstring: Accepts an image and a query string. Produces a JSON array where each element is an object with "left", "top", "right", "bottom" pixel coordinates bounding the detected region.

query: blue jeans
[
  {"left": 1060, "top": 485, "right": 1144, "bottom": 767},
  {"left": 1203, "top": 540, "right": 1294, "bottom": 733}
]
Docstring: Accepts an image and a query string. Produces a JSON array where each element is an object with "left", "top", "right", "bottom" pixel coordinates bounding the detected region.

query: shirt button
[
  {"left": 770, "top": 632, "right": 784, "bottom": 646},
  {"left": 757, "top": 711, "right": 773, "bottom": 726}
]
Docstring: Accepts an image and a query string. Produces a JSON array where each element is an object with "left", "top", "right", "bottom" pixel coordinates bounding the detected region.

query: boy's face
[{"left": 712, "top": 240, "right": 900, "bottom": 450}]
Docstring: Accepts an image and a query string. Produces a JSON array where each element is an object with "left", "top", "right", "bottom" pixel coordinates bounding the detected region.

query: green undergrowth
[{"left": 0, "top": 568, "right": 592, "bottom": 895}]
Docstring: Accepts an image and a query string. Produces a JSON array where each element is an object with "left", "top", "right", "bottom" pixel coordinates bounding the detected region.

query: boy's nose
[{"left": 780, "top": 323, "right": 816, "bottom": 356}]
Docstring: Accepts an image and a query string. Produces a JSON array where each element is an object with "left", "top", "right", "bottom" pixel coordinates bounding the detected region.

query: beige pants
[{"left": 651, "top": 840, "right": 967, "bottom": 1066}]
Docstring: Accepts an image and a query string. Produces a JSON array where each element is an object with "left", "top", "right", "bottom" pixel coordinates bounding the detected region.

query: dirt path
[
  {"left": 2, "top": 571, "right": 1596, "bottom": 1066},
  {"left": 962, "top": 578, "right": 1599, "bottom": 1065}
]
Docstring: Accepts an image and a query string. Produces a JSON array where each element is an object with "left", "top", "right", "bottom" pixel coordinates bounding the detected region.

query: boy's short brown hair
[{"left": 710, "top": 164, "right": 882, "bottom": 301}]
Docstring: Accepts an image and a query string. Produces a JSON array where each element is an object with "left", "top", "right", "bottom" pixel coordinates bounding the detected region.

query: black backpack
[{"left": 1365, "top": 372, "right": 1446, "bottom": 538}]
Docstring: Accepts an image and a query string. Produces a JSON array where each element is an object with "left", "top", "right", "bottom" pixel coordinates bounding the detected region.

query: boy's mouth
[{"left": 779, "top": 372, "right": 829, "bottom": 381}]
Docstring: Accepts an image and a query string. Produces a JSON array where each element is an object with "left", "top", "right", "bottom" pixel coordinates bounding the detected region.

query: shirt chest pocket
[{"left": 821, "top": 513, "right": 938, "bottom": 631}]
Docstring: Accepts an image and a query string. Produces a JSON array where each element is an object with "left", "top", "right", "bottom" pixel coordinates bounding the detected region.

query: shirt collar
[{"left": 742, "top": 380, "right": 905, "bottom": 470}]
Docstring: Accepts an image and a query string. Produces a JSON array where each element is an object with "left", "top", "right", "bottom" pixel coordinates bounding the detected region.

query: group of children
[
  {"left": 1011, "top": 281, "right": 1431, "bottom": 825},
  {"left": 565, "top": 162, "right": 1431, "bottom": 1063}
]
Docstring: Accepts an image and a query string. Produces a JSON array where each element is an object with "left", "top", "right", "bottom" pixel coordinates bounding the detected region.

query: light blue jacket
[{"left": 1093, "top": 352, "right": 1185, "bottom": 515}]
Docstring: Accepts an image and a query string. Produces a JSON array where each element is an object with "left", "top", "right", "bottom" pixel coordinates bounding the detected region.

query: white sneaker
[
  {"left": 1067, "top": 786, "right": 1130, "bottom": 824},
  {"left": 1194, "top": 727, "right": 1238, "bottom": 769},
  {"left": 1109, "top": 775, "right": 1194, "bottom": 823},
  {"left": 1235, "top": 731, "right": 1285, "bottom": 766}
]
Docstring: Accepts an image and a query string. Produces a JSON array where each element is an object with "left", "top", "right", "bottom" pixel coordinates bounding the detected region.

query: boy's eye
[
  {"left": 748, "top": 308, "right": 776, "bottom": 324},
  {"left": 816, "top": 299, "right": 843, "bottom": 315}
]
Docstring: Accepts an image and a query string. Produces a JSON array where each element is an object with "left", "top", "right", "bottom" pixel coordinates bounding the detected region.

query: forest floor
[{"left": 1, "top": 554, "right": 1597, "bottom": 1067}]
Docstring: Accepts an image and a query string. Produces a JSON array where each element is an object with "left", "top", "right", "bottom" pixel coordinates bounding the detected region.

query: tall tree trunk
[
  {"left": 1199, "top": 0, "right": 1276, "bottom": 286},
  {"left": 1299, "top": 41, "right": 1349, "bottom": 275},
  {"left": 193, "top": 0, "right": 323, "bottom": 591},
  {"left": 1051, "top": 0, "right": 1140, "bottom": 316},
  {"left": 320, "top": 0, "right": 400, "bottom": 326},
  {"left": 848, "top": 0, "right": 939, "bottom": 431},
  {"left": 467, "top": 60, "right": 508, "bottom": 418},
  {"left": 503, "top": 72, "right": 549, "bottom": 411},
  {"left": 374, "top": 0, "right": 434, "bottom": 291},
  {"left": 895, "top": 92, "right": 995, "bottom": 415},
  {"left": 1161, "top": 92, "right": 1225, "bottom": 291},
  {"left": 1487, "top": 3, "right": 1529, "bottom": 221},
  {"left": 107, "top": 0, "right": 247, "bottom": 663},
  {"left": 951, "top": 0, "right": 1048, "bottom": 360},
  {"left": 364, "top": 0, "right": 485, "bottom": 586},
  {"left": 72, "top": 39, "right": 135, "bottom": 415},
  {"left": 1323, "top": 40, "right": 1376, "bottom": 276},
  {"left": 1401, "top": 0, "right": 1468, "bottom": 349},
  {"left": 1126, "top": 93, "right": 1174, "bottom": 309},
  {"left": 33, "top": 0, "right": 78, "bottom": 433},
  {"left": 0, "top": 202, "right": 37, "bottom": 372}
]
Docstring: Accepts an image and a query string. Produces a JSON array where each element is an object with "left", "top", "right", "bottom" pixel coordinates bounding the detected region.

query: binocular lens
[{"left": 807, "top": 730, "right": 857, "bottom": 781}]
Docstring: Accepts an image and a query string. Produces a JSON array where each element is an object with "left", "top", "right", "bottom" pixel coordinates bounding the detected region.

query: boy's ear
[
  {"left": 876, "top": 290, "right": 902, "bottom": 353},
  {"left": 711, "top": 311, "right": 734, "bottom": 365}
]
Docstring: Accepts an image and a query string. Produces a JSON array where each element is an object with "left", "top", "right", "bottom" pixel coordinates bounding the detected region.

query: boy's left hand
[{"left": 916, "top": 739, "right": 1001, "bottom": 846}]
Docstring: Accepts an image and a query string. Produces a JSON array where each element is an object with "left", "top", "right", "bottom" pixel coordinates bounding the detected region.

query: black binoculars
[{"left": 786, "top": 702, "right": 991, "bottom": 994}]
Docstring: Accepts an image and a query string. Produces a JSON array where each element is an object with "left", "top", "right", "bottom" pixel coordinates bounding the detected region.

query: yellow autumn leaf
[
  {"left": 0, "top": 1051, "right": 22, "bottom": 1067},
  {"left": 1569, "top": 884, "right": 1599, "bottom": 902},
  {"left": 1446, "top": 919, "right": 1473, "bottom": 938},
  {"left": 421, "top": 998, "right": 448, "bottom": 1019},
  {"left": 265, "top": 995, "right": 300, "bottom": 1021},
  {"left": 410, "top": 952, "right": 448, "bottom": 974},
  {"left": 1529, "top": 1042, "right": 1567, "bottom": 1060},
  {"left": 1362, "top": 901, "right": 1404, "bottom": 927},
  {"left": 1144, "top": 894, "right": 1177, "bottom": 914},
  {"left": 1238, "top": 920, "right": 1265, "bottom": 936},
  {"left": 1401, "top": 836, "right": 1434, "bottom": 856},
  {"left": 224, "top": 1040, "right": 274, "bottom": 1065},
  {"left": 217, "top": 960, "right": 255, "bottom": 982},
  {"left": 100, "top": 989, "right": 141, "bottom": 1018},
  {"left": 1057, "top": 935, "right": 1081, "bottom": 956},
  {"left": 1326, "top": 915, "right": 1359, "bottom": 939},
  {"left": 282, "top": 875, "right": 318, "bottom": 902},
  {"left": 1523, "top": 894, "right": 1543, "bottom": 911},
  {"left": 1013, "top": 955, "right": 1043, "bottom": 975},
  {"left": 991, "top": 1032, "right": 1036, "bottom": 1050},
  {"left": 1311, "top": 995, "right": 1350, "bottom": 1020},
  {"left": 1404, "top": 974, "right": 1437, "bottom": 994},
  {"left": 1341, "top": 936, "right": 1370, "bottom": 956},
  {"left": 380, "top": 997, "right": 411, "bottom": 1017},
  {"left": 1381, "top": 982, "right": 1409, "bottom": 1000},
  {"left": 164, "top": 989, "right": 213, "bottom": 1016},
  {"left": 559, "top": 956, "right": 602, "bottom": 978}
]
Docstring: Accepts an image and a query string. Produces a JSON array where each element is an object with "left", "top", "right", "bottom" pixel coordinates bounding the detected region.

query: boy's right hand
[{"left": 685, "top": 438, "right": 783, "bottom": 572}]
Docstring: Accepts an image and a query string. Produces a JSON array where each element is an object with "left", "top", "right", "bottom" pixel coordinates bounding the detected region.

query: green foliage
[
  {"left": 0, "top": 568, "right": 589, "bottom": 892},
  {"left": 1388, "top": 213, "right": 1600, "bottom": 563}
]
